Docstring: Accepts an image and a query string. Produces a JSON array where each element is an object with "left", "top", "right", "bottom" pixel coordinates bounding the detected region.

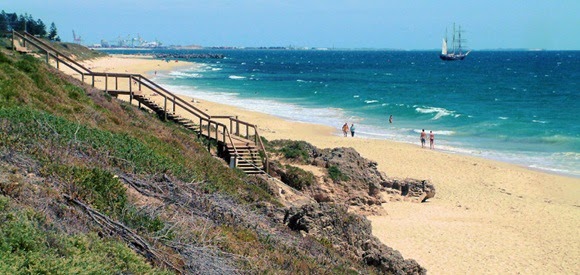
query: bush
[
  {"left": 281, "top": 165, "right": 315, "bottom": 190},
  {"left": 277, "top": 140, "right": 311, "bottom": 163},
  {"left": 53, "top": 166, "right": 127, "bottom": 218},
  {"left": 0, "top": 205, "right": 168, "bottom": 274},
  {"left": 328, "top": 166, "right": 349, "bottom": 182},
  {"left": 0, "top": 51, "right": 12, "bottom": 64},
  {"left": 121, "top": 205, "right": 165, "bottom": 234}
]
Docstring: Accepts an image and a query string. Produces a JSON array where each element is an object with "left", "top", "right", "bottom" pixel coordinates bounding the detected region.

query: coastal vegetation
[
  {"left": 0, "top": 11, "right": 60, "bottom": 41},
  {"left": 0, "top": 38, "right": 427, "bottom": 273}
]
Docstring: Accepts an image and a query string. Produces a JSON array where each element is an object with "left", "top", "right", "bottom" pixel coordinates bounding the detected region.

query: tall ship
[{"left": 440, "top": 23, "right": 470, "bottom": 61}]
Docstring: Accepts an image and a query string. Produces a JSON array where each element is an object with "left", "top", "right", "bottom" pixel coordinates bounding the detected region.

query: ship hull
[{"left": 439, "top": 54, "right": 467, "bottom": 61}]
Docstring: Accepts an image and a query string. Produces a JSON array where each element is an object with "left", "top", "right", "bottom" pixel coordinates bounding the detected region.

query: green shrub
[
  {"left": 15, "top": 55, "right": 39, "bottom": 74},
  {"left": 0, "top": 195, "right": 8, "bottom": 211},
  {"left": 328, "top": 166, "right": 349, "bottom": 182},
  {"left": 0, "top": 206, "right": 168, "bottom": 274},
  {"left": 65, "top": 84, "right": 85, "bottom": 101},
  {"left": 279, "top": 141, "right": 310, "bottom": 163},
  {"left": 121, "top": 205, "right": 164, "bottom": 234},
  {"left": 0, "top": 51, "right": 12, "bottom": 64},
  {"left": 52, "top": 165, "right": 127, "bottom": 218},
  {"left": 281, "top": 165, "right": 315, "bottom": 190}
]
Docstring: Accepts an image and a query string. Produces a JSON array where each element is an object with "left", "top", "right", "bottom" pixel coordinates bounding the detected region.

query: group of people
[
  {"left": 420, "top": 129, "right": 435, "bottom": 149},
  {"left": 341, "top": 123, "right": 356, "bottom": 137},
  {"left": 340, "top": 115, "right": 436, "bottom": 150}
]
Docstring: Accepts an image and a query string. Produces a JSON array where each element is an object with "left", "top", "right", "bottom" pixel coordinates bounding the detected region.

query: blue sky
[{"left": 6, "top": 0, "right": 580, "bottom": 50}]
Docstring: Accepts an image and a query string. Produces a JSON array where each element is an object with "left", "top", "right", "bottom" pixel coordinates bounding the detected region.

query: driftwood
[{"left": 63, "top": 194, "right": 183, "bottom": 274}]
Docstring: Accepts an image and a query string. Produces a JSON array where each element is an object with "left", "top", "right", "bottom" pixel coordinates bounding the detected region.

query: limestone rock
[{"left": 283, "top": 203, "right": 426, "bottom": 274}]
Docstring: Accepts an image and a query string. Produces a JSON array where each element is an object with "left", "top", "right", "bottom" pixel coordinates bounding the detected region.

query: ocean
[{"left": 106, "top": 49, "right": 580, "bottom": 177}]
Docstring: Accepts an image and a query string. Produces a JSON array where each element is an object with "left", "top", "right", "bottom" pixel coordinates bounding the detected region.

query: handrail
[
  {"left": 47, "top": 52, "right": 85, "bottom": 75},
  {"left": 253, "top": 128, "right": 269, "bottom": 173},
  {"left": 223, "top": 127, "right": 239, "bottom": 164},
  {"left": 133, "top": 75, "right": 211, "bottom": 119},
  {"left": 13, "top": 31, "right": 90, "bottom": 78},
  {"left": 12, "top": 32, "right": 269, "bottom": 173},
  {"left": 20, "top": 31, "right": 92, "bottom": 74}
]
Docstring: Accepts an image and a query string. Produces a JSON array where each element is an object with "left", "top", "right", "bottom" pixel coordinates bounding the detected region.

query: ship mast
[
  {"left": 452, "top": 23, "right": 456, "bottom": 54},
  {"left": 458, "top": 25, "right": 463, "bottom": 54}
]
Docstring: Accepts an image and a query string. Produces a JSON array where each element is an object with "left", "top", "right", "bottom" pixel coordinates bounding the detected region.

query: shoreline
[
  {"left": 79, "top": 55, "right": 580, "bottom": 274},
  {"left": 149, "top": 66, "right": 579, "bottom": 179}
]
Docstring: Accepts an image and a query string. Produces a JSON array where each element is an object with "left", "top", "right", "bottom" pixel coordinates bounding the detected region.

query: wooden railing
[{"left": 12, "top": 31, "right": 269, "bottom": 173}]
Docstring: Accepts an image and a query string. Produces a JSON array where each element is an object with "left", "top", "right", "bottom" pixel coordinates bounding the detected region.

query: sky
[{"left": 5, "top": 0, "right": 580, "bottom": 50}]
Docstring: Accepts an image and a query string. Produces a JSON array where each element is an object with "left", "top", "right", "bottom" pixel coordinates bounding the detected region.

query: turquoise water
[{"left": 108, "top": 49, "right": 580, "bottom": 177}]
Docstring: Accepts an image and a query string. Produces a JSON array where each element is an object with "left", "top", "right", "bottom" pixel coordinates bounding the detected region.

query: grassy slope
[{"left": 0, "top": 47, "right": 376, "bottom": 273}]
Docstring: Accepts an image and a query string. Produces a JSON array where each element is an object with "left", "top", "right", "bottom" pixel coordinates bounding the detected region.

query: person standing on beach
[
  {"left": 342, "top": 123, "right": 349, "bottom": 137},
  {"left": 389, "top": 115, "right": 393, "bottom": 124},
  {"left": 420, "top": 129, "right": 426, "bottom": 148},
  {"left": 429, "top": 130, "right": 435, "bottom": 149},
  {"left": 350, "top": 124, "right": 356, "bottom": 137}
]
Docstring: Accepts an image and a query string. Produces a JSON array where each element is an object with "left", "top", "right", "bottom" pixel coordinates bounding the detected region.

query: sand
[{"left": 73, "top": 55, "right": 580, "bottom": 274}]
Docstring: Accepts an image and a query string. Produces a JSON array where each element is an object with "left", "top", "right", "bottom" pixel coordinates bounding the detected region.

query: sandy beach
[{"left": 76, "top": 55, "right": 580, "bottom": 274}]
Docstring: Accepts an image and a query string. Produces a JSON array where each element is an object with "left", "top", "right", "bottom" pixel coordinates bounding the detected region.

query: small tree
[
  {"left": 0, "top": 11, "right": 8, "bottom": 33},
  {"left": 34, "top": 19, "right": 47, "bottom": 37},
  {"left": 48, "top": 22, "right": 59, "bottom": 41}
]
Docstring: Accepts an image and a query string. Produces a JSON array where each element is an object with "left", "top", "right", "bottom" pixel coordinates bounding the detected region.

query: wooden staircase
[
  {"left": 227, "top": 139, "right": 264, "bottom": 174},
  {"left": 12, "top": 31, "right": 269, "bottom": 175}
]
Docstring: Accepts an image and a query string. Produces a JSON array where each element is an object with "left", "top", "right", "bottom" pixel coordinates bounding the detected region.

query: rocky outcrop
[
  {"left": 283, "top": 203, "right": 426, "bottom": 274},
  {"left": 382, "top": 178, "right": 436, "bottom": 203},
  {"left": 268, "top": 140, "right": 436, "bottom": 214}
]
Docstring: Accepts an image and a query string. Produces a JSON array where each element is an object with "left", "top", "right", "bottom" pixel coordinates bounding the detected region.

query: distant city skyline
[{"left": 6, "top": 0, "right": 580, "bottom": 50}]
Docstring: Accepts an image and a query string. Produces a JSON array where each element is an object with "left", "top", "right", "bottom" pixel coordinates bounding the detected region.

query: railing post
[
  {"left": 246, "top": 124, "right": 249, "bottom": 139},
  {"left": 115, "top": 76, "right": 118, "bottom": 90},
  {"left": 105, "top": 73, "right": 108, "bottom": 92},
  {"left": 164, "top": 96, "right": 167, "bottom": 121},
  {"left": 56, "top": 53, "right": 59, "bottom": 69},
  {"left": 45, "top": 51, "right": 49, "bottom": 63},
  {"left": 230, "top": 119, "right": 233, "bottom": 134},
  {"left": 207, "top": 122, "right": 211, "bottom": 138},
  {"left": 129, "top": 75, "right": 133, "bottom": 104},
  {"left": 254, "top": 127, "right": 257, "bottom": 144},
  {"left": 81, "top": 73, "right": 84, "bottom": 83},
  {"left": 199, "top": 118, "right": 202, "bottom": 138},
  {"left": 11, "top": 31, "right": 15, "bottom": 51},
  {"left": 139, "top": 76, "right": 142, "bottom": 91},
  {"left": 207, "top": 122, "right": 211, "bottom": 151},
  {"left": 92, "top": 74, "right": 95, "bottom": 87},
  {"left": 173, "top": 95, "right": 176, "bottom": 113},
  {"left": 236, "top": 116, "right": 239, "bottom": 135}
]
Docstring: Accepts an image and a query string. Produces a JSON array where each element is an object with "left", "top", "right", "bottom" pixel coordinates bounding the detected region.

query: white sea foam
[
  {"left": 228, "top": 75, "right": 246, "bottom": 80},
  {"left": 499, "top": 117, "right": 509, "bottom": 120},
  {"left": 532, "top": 120, "right": 548, "bottom": 124},
  {"left": 157, "top": 83, "right": 350, "bottom": 131},
  {"left": 433, "top": 130, "right": 455, "bottom": 136},
  {"left": 415, "top": 106, "right": 456, "bottom": 120},
  {"left": 412, "top": 129, "right": 454, "bottom": 136},
  {"left": 154, "top": 67, "right": 579, "bottom": 178},
  {"left": 365, "top": 100, "right": 379, "bottom": 104},
  {"left": 353, "top": 95, "right": 360, "bottom": 98},
  {"left": 168, "top": 71, "right": 202, "bottom": 79}
]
